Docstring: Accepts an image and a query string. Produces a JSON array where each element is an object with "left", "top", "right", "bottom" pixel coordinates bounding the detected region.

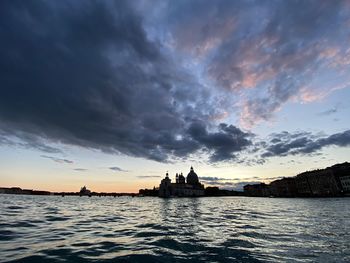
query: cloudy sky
[{"left": 0, "top": 0, "right": 349, "bottom": 192}]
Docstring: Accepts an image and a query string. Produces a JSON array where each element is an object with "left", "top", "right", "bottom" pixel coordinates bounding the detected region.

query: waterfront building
[
  {"left": 329, "top": 162, "right": 350, "bottom": 193},
  {"left": 243, "top": 183, "right": 270, "bottom": 197},
  {"left": 159, "top": 167, "right": 205, "bottom": 197},
  {"left": 0, "top": 187, "right": 50, "bottom": 195},
  {"left": 270, "top": 178, "right": 297, "bottom": 197},
  {"left": 243, "top": 162, "right": 350, "bottom": 198},
  {"left": 139, "top": 187, "right": 159, "bottom": 196},
  {"left": 339, "top": 176, "right": 350, "bottom": 193},
  {"left": 0, "top": 187, "right": 29, "bottom": 195},
  {"left": 295, "top": 169, "right": 340, "bottom": 197},
  {"left": 295, "top": 173, "right": 312, "bottom": 196},
  {"left": 307, "top": 169, "right": 340, "bottom": 196}
]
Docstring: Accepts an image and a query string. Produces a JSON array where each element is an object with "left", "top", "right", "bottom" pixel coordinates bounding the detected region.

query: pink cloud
[
  {"left": 300, "top": 82, "right": 350, "bottom": 103},
  {"left": 209, "top": 111, "right": 229, "bottom": 121}
]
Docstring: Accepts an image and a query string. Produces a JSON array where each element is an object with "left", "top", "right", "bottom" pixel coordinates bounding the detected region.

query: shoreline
[{"left": 1, "top": 190, "right": 349, "bottom": 198}]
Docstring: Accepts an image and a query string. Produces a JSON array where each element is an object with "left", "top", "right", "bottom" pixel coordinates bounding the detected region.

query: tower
[
  {"left": 159, "top": 172, "right": 172, "bottom": 197},
  {"left": 178, "top": 172, "right": 185, "bottom": 184}
]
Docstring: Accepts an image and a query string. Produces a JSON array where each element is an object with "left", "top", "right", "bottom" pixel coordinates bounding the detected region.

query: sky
[{"left": 0, "top": 0, "right": 350, "bottom": 192}]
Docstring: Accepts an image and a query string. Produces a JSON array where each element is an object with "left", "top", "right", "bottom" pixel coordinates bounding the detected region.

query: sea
[{"left": 0, "top": 194, "right": 349, "bottom": 263}]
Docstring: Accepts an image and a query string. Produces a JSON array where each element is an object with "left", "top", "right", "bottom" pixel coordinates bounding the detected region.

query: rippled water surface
[{"left": 0, "top": 195, "right": 349, "bottom": 263}]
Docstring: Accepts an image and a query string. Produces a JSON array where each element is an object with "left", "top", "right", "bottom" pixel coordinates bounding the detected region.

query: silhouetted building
[
  {"left": 205, "top": 186, "right": 221, "bottom": 196},
  {"left": 308, "top": 169, "right": 339, "bottom": 196},
  {"left": 9, "top": 187, "right": 22, "bottom": 194},
  {"left": 22, "top": 189, "right": 34, "bottom": 195},
  {"left": 0, "top": 187, "right": 15, "bottom": 194},
  {"left": 339, "top": 176, "right": 350, "bottom": 193},
  {"left": 159, "top": 167, "right": 205, "bottom": 197},
  {"left": 295, "top": 169, "right": 340, "bottom": 197},
  {"left": 295, "top": 173, "right": 312, "bottom": 196},
  {"left": 270, "top": 178, "right": 297, "bottom": 197},
  {"left": 329, "top": 162, "right": 350, "bottom": 194},
  {"left": 139, "top": 187, "right": 159, "bottom": 196},
  {"left": 244, "top": 183, "right": 270, "bottom": 197},
  {"left": 0, "top": 187, "right": 51, "bottom": 195},
  {"left": 0, "top": 187, "right": 30, "bottom": 195}
]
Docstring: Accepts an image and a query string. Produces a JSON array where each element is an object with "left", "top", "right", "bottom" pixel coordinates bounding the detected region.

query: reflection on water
[{"left": 0, "top": 195, "right": 349, "bottom": 263}]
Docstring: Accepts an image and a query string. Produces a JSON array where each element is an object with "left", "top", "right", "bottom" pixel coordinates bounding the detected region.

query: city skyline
[{"left": 1, "top": 0, "right": 350, "bottom": 192}]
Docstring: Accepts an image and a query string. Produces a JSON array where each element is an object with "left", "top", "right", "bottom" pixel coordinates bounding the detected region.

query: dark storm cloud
[
  {"left": 0, "top": 0, "right": 163, "bottom": 159},
  {"left": 0, "top": 129, "right": 62, "bottom": 153},
  {"left": 0, "top": 0, "right": 239, "bottom": 163},
  {"left": 262, "top": 130, "right": 350, "bottom": 157},
  {"left": 187, "top": 122, "right": 253, "bottom": 162},
  {"left": 1, "top": 0, "right": 349, "bottom": 165},
  {"left": 40, "top": 155, "right": 73, "bottom": 164}
]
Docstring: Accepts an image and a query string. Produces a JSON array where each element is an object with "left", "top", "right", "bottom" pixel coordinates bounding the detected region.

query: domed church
[
  {"left": 159, "top": 167, "right": 205, "bottom": 197},
  {"left": 187, "top": 166, "right": 199, "bottom": 185}
]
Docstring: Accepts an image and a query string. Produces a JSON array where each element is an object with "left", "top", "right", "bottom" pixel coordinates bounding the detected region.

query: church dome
[{"left": 186, "top": 166, "right": 199, "bottom": 185}]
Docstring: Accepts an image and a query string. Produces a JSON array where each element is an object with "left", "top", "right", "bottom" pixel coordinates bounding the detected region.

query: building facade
[
  {"left": 159, "top": 167, "right": 205, "bottom": 197},
  {"left": 339, "top": 176, "right": 350, "bottom": 193},
  {"left": 270, "top": 178, "right": 297, "bottom": 197},
  {"left": 244, "top": 183, "right": 270, "bottom": 197},
  {"left": 243, "top": 162, "right": 350, "bottom": 197},
  {"left": 295, "top": 169, "right": 340, "bottom": 197}
]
